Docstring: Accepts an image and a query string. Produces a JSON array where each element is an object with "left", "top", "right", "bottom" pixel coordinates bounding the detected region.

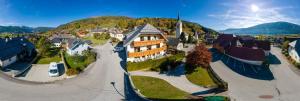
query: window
[
  {"left": 134, "top": 47, "right": 140, "bottom": 52},
  {"left": 156, "top": 44, "right": 160, "bottom": 48},
  {"left": 148, "top": 36, "right": 151, "bottom": 40},
  {"left": 154, "top": 36, "right": 157, "bottom": 40},
  {"left": 140, "top": 37, "right": 144, "bottom": 41},
  {"left": 147, "top": 46, "right": 151, "bottom": 50}
]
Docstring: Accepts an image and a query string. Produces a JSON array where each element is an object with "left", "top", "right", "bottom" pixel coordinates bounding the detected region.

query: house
[
  {"left": 50, "top": 38, "right": 62, "bottom": 47},
  {"left": 288, "top": 39, "right": 300, "bottom": 63},
  {"left": 213, "top": 34, "right": 270, "bottom": 65},
  {"left": 0, "top": 37, "right": 35, "bottom": 67},
  {"left": 49, "top": 34, "right": 75, "bottom": 47},
  {"left": 76, "top": 31, "right": 87, "bottom": 38},
  {"left": 166, "top": 36, "right": 183, "bottom": 53},
  {"left": 110, "top": 33, "right": 124, "bottom": 41},
  {"left": 66, "top": 39, "right": 89, "bottom": 55},
  {"left": 123, "top": 23, "right": 168, "bottom": 62}
]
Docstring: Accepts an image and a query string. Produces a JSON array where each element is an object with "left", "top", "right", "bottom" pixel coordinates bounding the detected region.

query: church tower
[{"left": 176, "top": 13, "right": 182, "bottom": 39}]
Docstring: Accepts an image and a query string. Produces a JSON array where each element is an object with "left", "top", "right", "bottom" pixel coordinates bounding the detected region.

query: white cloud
[{"left": 209, "top": 1, "right": 300, "bottom": 30}]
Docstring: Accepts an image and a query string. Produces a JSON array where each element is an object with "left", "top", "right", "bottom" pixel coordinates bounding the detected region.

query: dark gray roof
[
  {"left": 84, "top": 40, "right": 93, "bottom": 45},
  {"left": 167, "top": 37, "right": 180, "bottom": 47},
  {"left": 50, "top": 38, "right": 62, "bottom": 43},
  {"left": 0, "top": 37, "right": 35, "bottom": 61},
  {"left": 67, "top": 38, "right": 86, "bottom": 50},
  {"left": 123, "top": 23, "right": 165, "bottom": 47}
]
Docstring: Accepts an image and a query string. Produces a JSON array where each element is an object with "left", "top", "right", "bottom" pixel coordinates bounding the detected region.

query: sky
[{"left": 0, "top": 0, "right": 300, "bottom": 30}]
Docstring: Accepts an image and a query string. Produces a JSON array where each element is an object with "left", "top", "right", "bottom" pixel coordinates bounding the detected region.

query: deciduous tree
[{"left": 186, "top": 43, "right": 212, "bottom": 68}]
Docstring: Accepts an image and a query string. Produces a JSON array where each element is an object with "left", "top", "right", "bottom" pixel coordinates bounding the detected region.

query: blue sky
[{"left": 0, "top": 0, "right": 300, "bottom": 30}]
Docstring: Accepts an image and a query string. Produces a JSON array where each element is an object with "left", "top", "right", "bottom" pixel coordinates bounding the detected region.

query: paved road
[
  {"left": 0, "top": 43, "right": 133, "bottom": 101},
  {"left": 211, "top": 46, "right": 300, "bottom": 101},
  {"left": 269, "top": 46, "right": 300, "bottom": 101}
]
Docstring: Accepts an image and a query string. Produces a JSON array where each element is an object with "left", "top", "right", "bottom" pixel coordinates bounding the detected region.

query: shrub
[
  {"left": 66, "top": 68, "right": 79, "bottom": 76},
  {"left": 186, "top": 43, "right": 212, "bottom": 68},
  {"left": 127, "top": 52, "right": 185, "bottom": 71}
]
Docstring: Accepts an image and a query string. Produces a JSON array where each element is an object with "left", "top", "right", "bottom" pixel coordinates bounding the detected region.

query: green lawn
[
  {"left": 35, "top": 55, "right": 61, "bottom": 64},
  {"left": 83, "top": 36, "right": 108, "bottom": 46},
  {"left": 64, "top": 51, "right": 96, "bottom": 72},
  {"left": 185, "top": 67, "right": 217, "bottom": 88},
  {"left": 131, "top": 76, "right": 189, "bottom": 99},
  {"left": 127, "top": 52, "right": 185, "bottom": 71}
]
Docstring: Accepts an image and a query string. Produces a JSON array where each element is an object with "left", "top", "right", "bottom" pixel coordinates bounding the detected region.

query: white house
[
  {"left": 66, "top": 39, "right": 89, "bottom": 55},
  {"left": 110, "top": 33, "right": 124, "bottom": 41},
  {"left": 50, "top": 38, "right": 62, "bottom": 48},
  {"left": 123, "top": 24, "right": 167, "bottom": 62},
  {"left": 289, "top": 40, "right": 300, "bottom": 63}
]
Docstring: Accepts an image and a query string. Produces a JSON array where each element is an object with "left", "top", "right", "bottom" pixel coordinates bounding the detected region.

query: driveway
[
  {"left": 0, "top": 42, "right": 136, "bottom": 101},
  {"left": 210, "top": 46, "right": 300, "bottom": 101},
  {"left": 16, "top": 63, "right": 66, "bottom": 82}
]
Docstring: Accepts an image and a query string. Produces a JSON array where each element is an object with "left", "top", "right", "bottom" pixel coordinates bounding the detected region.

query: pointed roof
[{"left": 123, "top": 23, "right": 167, "bottom": 47}]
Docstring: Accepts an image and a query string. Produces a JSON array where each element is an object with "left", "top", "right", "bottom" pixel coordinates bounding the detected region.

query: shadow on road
[
  {"left": 57, "top": 63, "right": 65, "bottom": 76},
  {"left": 191, "top": 88, "right": 226, "bottom": 95},
  {"left": 210, "top": 48, "right": 274, "bottom": 80},
  {"left": 267, "top": 53, "right": 281, "bottom": 65}
]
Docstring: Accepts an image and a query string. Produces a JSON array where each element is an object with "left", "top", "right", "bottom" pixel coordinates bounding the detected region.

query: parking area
[
  {"left": 210, "top": 48, "right": 274, "bottom": 80},
  {"left": 17, "top": 63, "right": 66, "bottom": 82}
]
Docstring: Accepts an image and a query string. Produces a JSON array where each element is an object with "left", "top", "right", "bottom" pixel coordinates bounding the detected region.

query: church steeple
[{"left": 176, "top": 12, "right": 182, "bottom": 39}]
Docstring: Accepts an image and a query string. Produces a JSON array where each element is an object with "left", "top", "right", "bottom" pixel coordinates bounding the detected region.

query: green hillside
[{"left": 48, "top": 16, "right": 217, "bottom": 35}]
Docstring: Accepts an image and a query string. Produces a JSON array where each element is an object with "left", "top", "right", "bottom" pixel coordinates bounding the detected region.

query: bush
[
  {"left": 66, "top": 68, "right": 79, "bottom": 76},
  {"left": 127, "top": 52, "right": 185, "bottom": 71},
  {"left": 64, "top": 50, "right": 96, "bottom": 73}
]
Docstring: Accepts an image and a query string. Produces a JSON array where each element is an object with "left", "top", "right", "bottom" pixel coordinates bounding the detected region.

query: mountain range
[
  {"left": 0, "top": 26, "right": 54, "bottom": 34},
  {"left": 220, "top": 22, "right": 300, "bottom": 35}
]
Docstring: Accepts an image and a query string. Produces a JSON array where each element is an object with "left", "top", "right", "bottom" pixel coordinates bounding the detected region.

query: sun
[{"left": 251, "top": 4, "right": 260, "bottom": 12}]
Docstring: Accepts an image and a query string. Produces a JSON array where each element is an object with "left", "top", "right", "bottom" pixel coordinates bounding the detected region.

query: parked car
[{"left": 48, "top": 62, "right": 59, "bottom": 77}]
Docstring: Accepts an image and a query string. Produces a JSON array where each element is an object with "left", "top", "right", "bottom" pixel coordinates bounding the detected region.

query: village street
[{"left": 0, "top": 43, "right": 144, "bottom": 101}]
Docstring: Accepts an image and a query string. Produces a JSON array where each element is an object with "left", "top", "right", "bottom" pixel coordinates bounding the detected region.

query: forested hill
[
  {"left": 0, "top": 26, "right": 53, "bottom": 34},
  {"left": 49, "top": 16, "right": 217, "bottom": 35}
]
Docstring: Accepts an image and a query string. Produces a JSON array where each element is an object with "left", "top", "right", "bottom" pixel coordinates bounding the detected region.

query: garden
[
  {"left": 83, "top": 32, "right": 110, "bottom": 46},
  {"left": 64, "top": 50, "right": 97, "bottom": 76}
]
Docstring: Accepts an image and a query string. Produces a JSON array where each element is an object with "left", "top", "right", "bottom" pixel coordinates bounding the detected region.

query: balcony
[
  {"left": 132, "top": 39, "right": 164, "bottom": 47},
  {"left": 128, "top": 46, "right": 167, "bottom": 58}
]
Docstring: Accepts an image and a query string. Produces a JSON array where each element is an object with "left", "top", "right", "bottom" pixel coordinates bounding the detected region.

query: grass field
[
  {"left": 185, "top": 67, "right": 217, "bottom": 88},
  {"left": 35, "top": 55, "right": 61, "bottom": 64},
  {"left": 131, "top": 76, "right": 189, "bottom": 99},
  {"left": 83, "top": 36, "right": 108, "bottom": 46}
]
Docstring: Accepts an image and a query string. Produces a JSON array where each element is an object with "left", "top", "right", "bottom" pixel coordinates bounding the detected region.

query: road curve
[{"left": 0, "top": 43, "right": 126, "bottom": 101}]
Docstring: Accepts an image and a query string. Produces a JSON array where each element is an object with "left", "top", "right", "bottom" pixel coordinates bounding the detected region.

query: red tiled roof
[
  {"left": 255, "top": 40, "right": 271, "bottom": 51},
  {"left": 225, "top": 46, "right": 265, "bottom": 61}
]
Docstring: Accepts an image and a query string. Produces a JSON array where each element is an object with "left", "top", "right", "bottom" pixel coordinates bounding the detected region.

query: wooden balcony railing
[
  {"left": 128, "top": 46, "right": 167, "bottom": 57},
  {"left": 132, "top": 39, "right": 164, "bottom": 47}
]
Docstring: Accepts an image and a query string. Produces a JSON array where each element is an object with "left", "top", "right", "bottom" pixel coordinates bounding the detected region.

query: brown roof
[{"left": 226, "top": 46, "right": 265, "bottom": 61}]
